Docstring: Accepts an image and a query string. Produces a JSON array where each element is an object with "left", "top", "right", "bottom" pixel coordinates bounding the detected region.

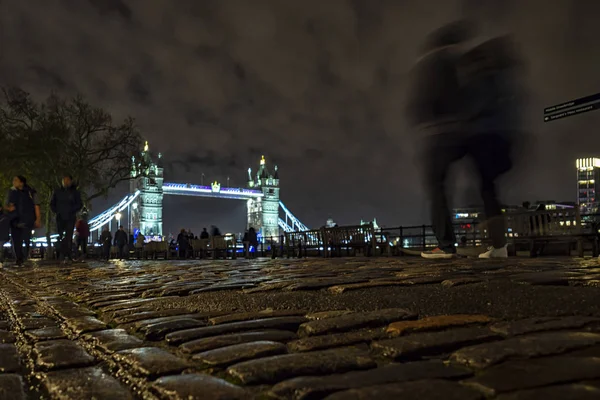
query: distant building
[
  {"left": 325, "top": 218, "right": 336, "bottom": 228},
  {"left": 576, "top": 158, "right": 600, "bottom": 214},
  {"left": 360, "top": 218, "right": 380, "bottom": 230},
  {"left": 247, "top": 156, "right": 280, "bottom": 239}
]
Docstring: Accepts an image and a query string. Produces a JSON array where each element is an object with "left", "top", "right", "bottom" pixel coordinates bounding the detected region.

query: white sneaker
[{"left": 479, "top": 245, "right": 508, "bottom": 259}]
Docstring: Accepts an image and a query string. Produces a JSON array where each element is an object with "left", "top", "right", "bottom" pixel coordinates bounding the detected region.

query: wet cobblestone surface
[{"left": 0, "top": 257, "right": 600, "bottom": 399}]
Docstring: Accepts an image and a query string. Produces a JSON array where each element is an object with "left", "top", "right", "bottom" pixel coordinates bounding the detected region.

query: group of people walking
[
  {"left": 407, "top": 20, "right": 525, "bottom": 260},
  {"left": 1, "top": 174, "right": 87, "bottom": 266}
]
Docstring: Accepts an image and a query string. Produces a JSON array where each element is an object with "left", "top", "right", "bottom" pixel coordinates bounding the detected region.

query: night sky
[{"left": 1, "top": 0, "right": 599, "bottom": 235}]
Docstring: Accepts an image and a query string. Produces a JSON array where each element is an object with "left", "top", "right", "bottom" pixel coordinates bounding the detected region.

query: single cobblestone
[
  {"left": 298, "top": 308, "right": 415, "bottom": 337},
  {"left": 490, "top": 316, "right": 600, "bottom": 336},
  {"left": 269, "top": 360, "right": 472, "bottom": 399},
  {"left": 115, "top": 347, "right": 190, "bottom": 378},
  {"left": 151, "top": 373, "right": 248, "bottom": 400},
  {"left": 208, "top": 309, "right": 306, "bottom": 325},
  {"left": 20, "top": 317, "right": 57, "bottom": 330},
  {"left": 66, "top": 316, "right": 108, "bottom": 334},
  {"left": 0, "top": 374, "right": 26, "bottom": 400},
  {"left": 323, "top": 379, "right": 484, "bottom": 400},
  {"left": 0, "top": 329, "right": 16, "bottom": 343},
  {"left": 464, "top": 356, "right": 600, "bottom": 396},
  {"left": 288, "top": 328, "right": 388, "bottom": 352},
  {"left": 226, "top": 347, "right": 375, "bottom": 385},
  {"left": 25, "top": 326, "right": 67, "bottom": 341},
  {"left": 387, "top": 315, "right": 495, "bottom": 336},
  {"left": 451, "top": 331, "right": 600, "bottom": 369},
  {"left": 0, "top": 343, "right": 21, "bottom": 372},
  {"left": 179, "top": 330, "right": 298, "bottom": 354},
  {"left": 305, "top": 310, "right": 353, "bottom": 320},
  {"left": 494, "top": 383, "right": 600, "bottom": 400},
  {"left": 166, "top": 316, "right": 307, "bottom": 345},
  {"left": 192, "top": 340, "right": 288, "bottom": 367},
  {"left": 372, "top": 327, "right": 502, "bottom": 360},
  {"left": 40, "top": 366, "right": 134, "bottom": 399},
  {"left": 142, "top": 318, "right": 206, "bottom": 340},
  {"left": 34, "top": 339, "right": 96, "bottom": 371},
  {"left": 114, "top": 308, "right": 192, "bottom": 325},
  {"left": 83, "top": 329, "right": 144, "bottom": 353}
]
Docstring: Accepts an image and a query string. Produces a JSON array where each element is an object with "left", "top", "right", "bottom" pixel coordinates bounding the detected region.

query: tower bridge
[{"left": 85, "top": 142, "right": 308, "bottom": 240}]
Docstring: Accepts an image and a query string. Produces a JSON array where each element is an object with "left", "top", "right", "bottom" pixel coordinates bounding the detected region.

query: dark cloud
[{"left": 1, "top": 0, "right": 599, "bottom": 233}]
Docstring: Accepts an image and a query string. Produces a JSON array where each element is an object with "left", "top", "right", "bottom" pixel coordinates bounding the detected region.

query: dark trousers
[
  {"left": 103, "top": 244, "right": 111, "bottom": 260},
  {"left": 117, "top": 244, "right": 126, "bottom": 259},
  {"left": 56, "top": 218, "right": 76, "bottom": 260},
  {"left": 11, "top": 225, "right": 32, "bottom": 263},
  {"left": 76, "top": 236, "right": 88, "bottom": 258},
  {"left": 424, "top": 133, "right": 512, "bottom": 252}
]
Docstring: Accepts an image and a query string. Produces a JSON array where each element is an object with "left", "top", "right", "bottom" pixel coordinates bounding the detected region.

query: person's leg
[
  {"left": 64, "top": 219, "right": 76, "bottom": 260},
  {"left": 422, "top": 134, "right": 466, "bottom": 255},
  {"left": 81, "top": 238, "right": 88, "bottom": 259},
  {"left": 23, "top": 228, "right": 32, "bottom": 261},
  {"left": 471, "top": 134, "right": 511, "bottom": 257},
  {"left": 11, "top": 226, "right": 24, "bottom": 264}
]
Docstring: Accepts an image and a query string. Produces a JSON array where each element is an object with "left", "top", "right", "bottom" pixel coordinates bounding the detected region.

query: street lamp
[
  {"left": 115, "top": 212, "right": 122, "bottom": 226},
  {"left": 201, "top": 173, "right": 205, "bottom": 186},
  {"left": 227, "top": 176, "right": 230, "bottom": 187}
]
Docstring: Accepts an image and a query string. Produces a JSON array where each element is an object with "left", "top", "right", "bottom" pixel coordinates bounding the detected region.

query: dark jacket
[
  {"left": 406, "top": 48, "right": 463, "bottom": 135},
  {"left": 459, "top": 37, "right": 525, "bottom": 137},
  {"left": 7, "top": 185, "right": 38, "bottom": 228},
  {"left": 75, "top": 219, "right": 90, "bottom": 238},
  {"left": 177, "top": 233, "right": 189, "bottom": 249},
  {"left": 100, "top": 231, "right": 112, "bottom": 246},
  {"left": 114, "top": 230, "right": 128, "bottom": 246},
  {"left": 248, "top": 228, "right": 258, "bottom": 248},
  {"left": 51, "top": 185, "right": 83, "bottom": 221}
]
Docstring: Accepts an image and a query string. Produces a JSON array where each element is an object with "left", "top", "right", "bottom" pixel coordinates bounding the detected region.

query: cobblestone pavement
[{"left": 1, "top": 256, "right": 600, "bottom": 399}]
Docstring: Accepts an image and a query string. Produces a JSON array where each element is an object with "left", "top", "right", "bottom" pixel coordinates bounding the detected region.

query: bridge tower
[
  {"left": 247, "top": 156, "right": 280, "bottom": 240},
  {"left": 130, "top": 141, "right": 164, "bottom": 237}
]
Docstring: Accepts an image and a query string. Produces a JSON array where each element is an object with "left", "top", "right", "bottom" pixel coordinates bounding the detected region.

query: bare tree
[{"left": 0, "top": 87, "right": 147, "bottom": 239}]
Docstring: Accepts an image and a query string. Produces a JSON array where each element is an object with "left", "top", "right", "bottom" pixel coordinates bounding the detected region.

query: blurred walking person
[
  {"left": 75, "top": 213, "right": 90, "bottom": 261},
  {"left": 51, "top": 174, "right": 82, "bottom": 263},
  {"left": 114, "top": 226, "right": 128, "bottom": 260},
  {"left": 406, "top": 21, "right": 474, "bottom": 259},
  {"left": 100, "top": 227, "right": 112, "bottom": 260},
  {"left": 177, "top": 228, "right": 189, "bottom": 259},
  {"left": 407, "top": 21, "right": 524, "bottom": 259},
  {"left": 6, "top": 176, "right": 41, "bottom": 266},
  {"left": 460, "top": 35, "right": 525, "bottom": 258}
]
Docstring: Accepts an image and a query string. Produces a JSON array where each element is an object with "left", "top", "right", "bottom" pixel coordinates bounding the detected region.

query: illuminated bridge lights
[
  {"left": 33, "top": 183, "right": 308, "bottom": 242},
  {"left": 162, "top": 183, "right": 263, "bottom": 199}
]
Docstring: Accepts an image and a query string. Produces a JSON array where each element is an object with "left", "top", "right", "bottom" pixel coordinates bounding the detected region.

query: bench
[
  {"left": 144, "top": 241, "right": 169, "bottom": 259},
  {"left": 191, "top": 239, "right": 209, "bottom": 258},
  {"left": 323, "top": 224, "right": 374, "bottom": 257},
  {"left": 209, "top": 236, "right": 234, "bottom": 259},
  {"left": 505, "top": 208, "right": 592, "bottom": 257},
  {"left": 285, "top": 230, "right": 325, "bottom": 258}
]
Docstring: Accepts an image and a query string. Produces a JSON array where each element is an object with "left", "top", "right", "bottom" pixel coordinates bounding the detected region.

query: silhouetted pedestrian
[
  {"left": 114, "top": 226, "right": 128, "bottom": 260},
  {"left": 200, "top": 228, "right": 209, "bottom": 239},
  {"left": 100, "top": 227, "right": 112, "bottom": 260},
  {"left": 75, "top": 213, "right": 90, "bottom": 261},
  {"left": 51, "top": 175, "right": 83, "bottom": 262},
  {"left": 7, "top": 176, "right": 41, "bottom": 266},
  {"left": 177, "top": 228, "right": 189, "bottom": 259}
]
